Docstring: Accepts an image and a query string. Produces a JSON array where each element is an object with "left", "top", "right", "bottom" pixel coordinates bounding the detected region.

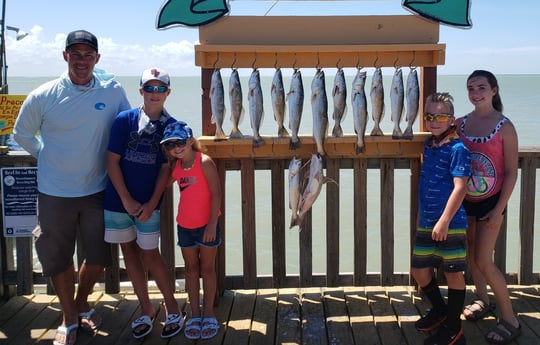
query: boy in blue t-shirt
[
  {"left": 104, "top": 68, "right": 185, "bottom": 339},
  {"left": 411, "top": 92, "right": 471, "bottom": 345}
]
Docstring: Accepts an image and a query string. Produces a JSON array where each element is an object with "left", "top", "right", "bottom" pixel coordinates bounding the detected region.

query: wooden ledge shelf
[
  {"left": 195, "top": 43, "right": 445, "bottom": 69},
  {"left": 198, "top": 133, "right": 430, "bottom": 159}
]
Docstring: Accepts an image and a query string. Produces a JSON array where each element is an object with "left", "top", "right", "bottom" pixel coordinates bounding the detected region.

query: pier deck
[{"left": 0, "top": 285, "right": 539, "bottom": 344}]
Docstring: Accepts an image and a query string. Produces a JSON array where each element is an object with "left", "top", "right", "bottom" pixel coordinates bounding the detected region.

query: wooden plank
[
  {"left": 223, "top": 289, "right": 257, "bottom": 345},
  {"left": 15, "top": 238, "right": 33, "bottom": 295},
  {"left": 366, "top": 287, "right": 406, "bottom": 345},
  {"left": 159, "top": 186, "right": 176, "bottom": 292},
  {"left": 271, "top": 160, "right": 286, "bottom": 287},
  {"left": 240, "top": 159, "right": 257, "bottom": 288},
  {"left": 208, "top": 289, "right": 235, "bottom": 345},
  {"left": 344, "top": 287, "right": 380, "bottom": 344},
  {"left": 198, "top": 135, "right": 427, "bottom": 159},
  {"left": 299, "top": 209, "right": 313, "bottom": 287},
  {"left": 217, "top": 159, "right": 227, "bottom": 296},
  {"left": 409, "top": 158, "right": 421, "bottom": 286},
  {"left": 353, "top": 159, "right": 368, "bottom": 286},
  {"left": 325, "top": 159, "right": 340, "bottom": 287},
  {"left": 300, "top": 288, "right": 326, "bottom": 345},
  {"left": 0, "top": 295, "right": 34, "bottom": 328},
  {"left": 323, "top": 288, "right": 355, "bottom": 344},
  {"left": 1, "top": 294, "right": 52, "bottom": 342},
  {"left": 379, "top": 159, "right": 395, "bottom": 286},
  {"left": 249, "top": 289, "right": 277, "bottom": 345},
  {"left": 276, "top": 288, "right": 302, "bottom": 344},
  {"left": 387, "top": 287, "right": 427, "bottom": 344},
  {"left": 199, "top": 16, "right": 440, "bottom": 46},
  {"left": 519, "top": 155, "right": 536, "bottom": 284}
]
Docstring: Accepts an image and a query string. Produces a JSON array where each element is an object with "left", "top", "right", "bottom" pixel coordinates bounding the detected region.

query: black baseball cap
[{"left": 65, "top": 30, "right": 98, "bottom": 51}]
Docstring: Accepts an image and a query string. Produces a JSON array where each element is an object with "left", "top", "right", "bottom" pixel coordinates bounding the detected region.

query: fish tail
[
  {"left": 214, "top": 126, "right": 227, "bottom": 141},
  {"left": 332, "top": 124, "right": 343, "bottom": 137},
  {"left": 289, "top": 137, "right": 301, "bottom": 150},
  {"left": 392, "top": 127, "right": 403, "bottom": 139},
  {"left": 355, "top": 142, "right": 365, "bottom": 154},
  {"left": 370, "top": 125, "right": 384, "bottom": 136},
  {"left": 252, "top": 135, "right": 265, "bottom": 148},
  {"left": 278, "top": 126, "right": 290, "bottom": 137},
  {"left": 402, "top": 126, "right": 414, "bottom": 140},
  {"left": 230, "top": 127, "right": 243, "bottom": 139}
]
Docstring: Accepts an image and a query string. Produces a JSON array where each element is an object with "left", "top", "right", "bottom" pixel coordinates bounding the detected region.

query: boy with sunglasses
[
  {"left": 104, "top": 68, "right": 185, "bottom": 339},
  {"left": 411, "top": 92, "right": 471, "bottom": 345}
]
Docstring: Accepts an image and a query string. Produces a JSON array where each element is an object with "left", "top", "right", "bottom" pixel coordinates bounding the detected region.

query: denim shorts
[{"left": 177, "top": 223, "right": 221, "bottom": 248}]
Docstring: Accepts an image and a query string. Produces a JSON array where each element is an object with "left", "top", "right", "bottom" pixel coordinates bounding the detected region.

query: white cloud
[{"left": 5, "top": 27, "right": 199, "bottom": 77}]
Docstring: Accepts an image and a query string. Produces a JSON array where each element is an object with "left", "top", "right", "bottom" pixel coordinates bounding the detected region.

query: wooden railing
[{"left": 1, "top": 140, "right": 538, "bottom": 298}]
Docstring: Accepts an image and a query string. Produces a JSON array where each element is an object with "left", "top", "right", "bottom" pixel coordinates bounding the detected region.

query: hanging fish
[
  {"left": 331, "top": 68, "right": 347, "bottom": 137},
  {"left": 370, "top": 67, "right": 385, "bottom": 136},
  {"left": 288, "top": 156, "right": 303, "bottom": 229},
  {"left": 210, "top": 68, "right": 226, "bottom": 140},
  {"left": 248, "top": 68, "right": 265, "bottom": 148},
  {"left": 351, "top": 69, "right": 368, "bottom": 154},
  {"left": 287, "top": 69, "right": 304, "bottom": 150},
  {"left": 271, "top": 68, "right": 289, "bottom": 137},
  {"left": 229, "top": 68, "right": 244, "bottom": 138},
  {"left": 291, "top": 153, "right": 330, "bottom": 230},
  {"left": 311, "top": 69, "right": 328, "bottom": 156},
  {"left": 403, "top": 68, "right": 420, "bottom": 139},
  {"left": 390, "top": 67, "right": 404, "bottom": 139}
]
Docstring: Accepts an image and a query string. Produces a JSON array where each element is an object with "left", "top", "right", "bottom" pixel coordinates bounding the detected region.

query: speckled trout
[
  {"left": 229, "top": 68, "right": 244, "bottom": 138},
  {"left": 390, "top": 67, "right": 404, "bottom": 139},
  {"left": 288, "top": 156, "right": 303, "bottom": 228},
  {"left": 271, "top": 68, "right": 289, "bottom": 137},
  {"left": 370, "top": 67, "right": 385, "bottom": 136},
  {"left": 287, "top": 69, "right": 304, "bottom": 150},
  {"left": 210, "top": 68, "right": 226, "bottom": 140},
  {"left": 403, "top": 68, "right": 420, "bottom": 139},
  {"left": 248, "top": 68, "right": 265, "bottom": 147},
  {"left": 331, "top": 68, "right": 347, "bottom": 137},
  {"left": 351, "top": 69, "right": 368, "bottom": 153},
  {"left": 311, "top": 69, "right": 328, "bottom": 156}
]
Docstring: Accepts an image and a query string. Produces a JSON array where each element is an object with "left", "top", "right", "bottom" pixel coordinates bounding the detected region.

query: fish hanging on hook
[
  {"left": 271, "top": 68, "right": 289, "bottom": 137},
  {"left": 403, "top": 68, "right": 420, "bottom": 139},
  {"left": 248, "top": 68, "right": 265, "bottom": 148},
  {"left": 210, "top": 68, "right": 227, "bottom": 140},
  {"left": 331, "top": 68, "right": 347, "bottom": 137},
  {"left": 229, "top": 68, "right": 244, "bottom": 139},
  {"left": 390, "top": 67, "right": 404, "bottom": 139}
]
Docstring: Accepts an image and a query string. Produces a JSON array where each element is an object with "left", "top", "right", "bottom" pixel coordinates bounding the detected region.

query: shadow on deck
[{"left": 0, "top": 286, "right": 539, "bottom": 345}]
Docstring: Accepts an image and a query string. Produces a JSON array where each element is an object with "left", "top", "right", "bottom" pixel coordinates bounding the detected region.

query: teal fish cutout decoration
[
  {"left": 402, "top": 0, "right": 472, "bottom": 28},
  {"left": 157, "top": 0, "right": 230, "bottom": 28}
]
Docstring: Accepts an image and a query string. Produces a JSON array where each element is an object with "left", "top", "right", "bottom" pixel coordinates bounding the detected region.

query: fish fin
[
  {"left": 392, "top": 128, "right": 403, "bottom": 139},
  {"left": 229, "top": 128, "right": 243, "bottom": 138},
  {"left": 332, "top": 124, "right": 343, "bottom": 137},
  {"left": 289, "top": 138, "right": 301, "bottom": 150},
  {"left": 402, "top": 126, "right": 414, "bottom": 140},
  {"left": 370, "top": 126, "right": 384, "bottom": 136},
  {"left": 278, "top": 126, "right": 290, "bottom": 137}
]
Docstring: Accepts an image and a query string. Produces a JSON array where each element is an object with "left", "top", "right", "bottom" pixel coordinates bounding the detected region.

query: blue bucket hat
[{"left": 160, "top": 121, "right": 193, "bottom": 144}]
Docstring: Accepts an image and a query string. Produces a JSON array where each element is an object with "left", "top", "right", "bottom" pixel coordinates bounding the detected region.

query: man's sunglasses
[
  {"left": 423, "top": 113, "right": 454, "bottom": 122},
  {"left": 163, "top": 140, "right": 187, "bottom": 150},
  {"left": 143, "top": 85, "right": 169, "bottom": 93}
]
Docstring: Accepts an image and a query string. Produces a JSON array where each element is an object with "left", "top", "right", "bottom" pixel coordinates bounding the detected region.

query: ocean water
[{"left": 7, "top": 71, "right": 540, "bottom": 276}]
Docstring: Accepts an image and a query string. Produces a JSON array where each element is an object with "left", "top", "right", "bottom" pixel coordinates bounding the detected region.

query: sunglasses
[
  {"left": 163, "top": 140, "right": 187, "bottom": 150},
  {"left": 423, "top": 113, "right": 454, "bottom": 122},
  {"left": 142, "top": 85, "right": 169, "bottom": 93}
]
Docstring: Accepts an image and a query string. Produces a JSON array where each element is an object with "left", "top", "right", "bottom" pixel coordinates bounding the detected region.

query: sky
[{"left": 3, "top": 0, "right": 540, "bottom": 77}]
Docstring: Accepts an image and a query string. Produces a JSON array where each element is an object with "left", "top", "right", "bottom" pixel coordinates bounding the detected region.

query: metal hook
[
  {"left": 293, "top": 53, "right": 298, "bottom": 70},
  {"left": 213, "top": 52, "right": 219, "bottom": 69},
  {"left": 336, "top": 55, "right": 342, "bottom": 69},
  {"left": 252, "top": 51, "right": 257, "bottom": 70},
  {"left": 373, "top": 52, "right": 379, "bottom": 68},
  {"left": 274, "top": 52, "right": 279, "bottom": 69},
  {"left": 408, "top": 51, "right": 417, "bottom": 69},
  {"left": 316, "top": 53, "right": 320, "bottom": 69},
  {"left": 356, "top": 52, "right": 362, "bottom": 70},
  {"left": 393, "top": 52, "right": 400, "bottom": 69},
  {"left": 231, "top": 52, "right": 237, "bottom": 69}
]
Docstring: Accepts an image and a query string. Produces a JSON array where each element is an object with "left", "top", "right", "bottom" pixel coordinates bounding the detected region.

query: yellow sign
[{"left": 0, "top": 95, "right": 26, "bottom": 135}]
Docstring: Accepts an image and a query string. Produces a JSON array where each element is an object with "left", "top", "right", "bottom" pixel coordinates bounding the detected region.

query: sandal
[
  {"left": 201, "top": 317, "right": 220, "bottom": 340},
  {"left": 78, "top": 308, "right": 102, "bottom": 331},
  {"left": 53, "top": 323, "right": 78, "bottom": 345},
  {"left": 463, "top": 298, "right": 495, "bottom": 321},
  {"left": 485, "top": 319, "right": 521, "bottom": 344},
  {"left": 161, "top": 311, "right": 186, "bottom": 338},
  {"left": 131, "top": 315, "right": 154, "bottom": 339},
  {"left": 184, "top": 317, "right": 202, "bottom": 340}
]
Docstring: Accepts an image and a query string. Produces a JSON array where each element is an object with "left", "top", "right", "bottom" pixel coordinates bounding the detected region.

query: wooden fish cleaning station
[
  {"left": 195, "top": 15, "right": 445, "bottom": 291},
  {"left": 1, "top": 15, "right": 537, "bottom": 300}
]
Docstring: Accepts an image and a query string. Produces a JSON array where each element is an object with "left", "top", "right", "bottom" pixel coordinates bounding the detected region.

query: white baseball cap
[{"left": 140, "top": 67, "right": 170, "bottom": 86}]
